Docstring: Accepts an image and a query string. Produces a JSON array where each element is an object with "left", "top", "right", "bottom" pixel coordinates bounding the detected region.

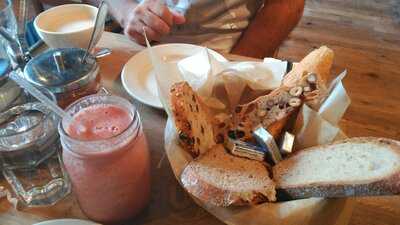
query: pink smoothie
[
  {"left": 66, "top": 104, "right": 132, "bottom": 141},
  {"left": 62, "top": 104, "right": 151, "bottom": 223}
]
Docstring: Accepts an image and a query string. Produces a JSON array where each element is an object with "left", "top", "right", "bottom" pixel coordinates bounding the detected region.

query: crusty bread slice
[
  {"left": 181, "top": 145, "right": 276, "bottom": 206},
  {"left": 282, "top": 46, "right": 333, "bottom": 110},
  {"left": 283, "top": 46, "right": 334, "bottom": 89},
  {"left": 273, "top": 137, "right": 400, "bottom": 200},
  {"left": 170, "top": 82, "right": 217, "bottom": 158}
]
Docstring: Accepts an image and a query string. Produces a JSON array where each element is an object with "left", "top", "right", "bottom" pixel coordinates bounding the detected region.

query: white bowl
[{"left": 34, "top": 4, "right": 103, "bottom": 49}]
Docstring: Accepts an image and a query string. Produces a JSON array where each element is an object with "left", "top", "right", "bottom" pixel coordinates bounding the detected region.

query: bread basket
[{"left": 153, "top": 46, "right": 355, "bottom": 225}]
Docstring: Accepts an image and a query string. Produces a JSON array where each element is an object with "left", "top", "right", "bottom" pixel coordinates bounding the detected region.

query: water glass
[
  {"left": 0, "top": 76, "right": 71, "bottom": 207},
  {"left": 0, "top": 0, "right": 21, "bottom": 112},
  {"left": 0, "top": 0, "right": 17, "bottom": 39}
]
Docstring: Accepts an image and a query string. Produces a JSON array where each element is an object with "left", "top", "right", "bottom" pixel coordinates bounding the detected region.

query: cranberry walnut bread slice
[
  {"left": 230, "top": 46, "right": 334, "bottom": 141},
  {"left": 170, "top": 82, "right": 217, "bottom": 158},
  {"left": 273, "top": 137, "right": 400, "bottom": 200},
  {"left": 181, "top": 145, "right": 276, "bottom": 206}
]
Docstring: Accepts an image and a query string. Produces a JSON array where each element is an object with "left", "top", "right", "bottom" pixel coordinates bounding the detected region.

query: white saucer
[
  {"left": 33, "top": 219, "right": 100, "bottom": 225},
  {"left": 121, "top": 44, "right": 227, "bottom": 109}
]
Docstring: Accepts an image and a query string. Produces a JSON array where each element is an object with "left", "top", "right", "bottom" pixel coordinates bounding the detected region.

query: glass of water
[
  {"left": 0, "top": 0, "right": 70, "bottom": 208},
  {"left": 0, "top": 0, "right": 17, "bottom": 38},
  {"left": 0, "top": 83, "right": 71, "bottom": 207}
]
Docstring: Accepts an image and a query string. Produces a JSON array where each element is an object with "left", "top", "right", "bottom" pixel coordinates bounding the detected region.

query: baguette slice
[
  {"left": 283, "top": 46, "right": 333, "bottom": 91},
  {"left": 282, "top": 46, "right": 333, "bottom": 110},
  {"left": 273, "top": 137, "right": 400, "bottom": 200},
  {"left": 181, "top": 145, "right": 276, "bottom": 206}
]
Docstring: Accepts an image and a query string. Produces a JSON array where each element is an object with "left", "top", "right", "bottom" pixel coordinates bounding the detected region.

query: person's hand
[{"left": 123, "top": 0, "right": 185, "bottom": 44}]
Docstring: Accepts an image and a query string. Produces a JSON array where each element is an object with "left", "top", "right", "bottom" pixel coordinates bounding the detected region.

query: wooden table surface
[{"left": 1, "top": 1, "right": 400, "bottom": 223}]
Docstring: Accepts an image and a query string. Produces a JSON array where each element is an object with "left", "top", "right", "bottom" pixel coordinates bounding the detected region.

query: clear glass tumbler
[
  {"left": 59, "top": 94, "right": 151, "bottom": 223},
  {"left": 0, "top": 0, "right": 17, "bottom": 39},
  {"left": 0, "top": 1, "right": 70, "bottom": 207},
  {"left": 0, "top": 76, "right": 71, "bottom": 207},
  {"left": 0, "top": 0, "right": 21, "bottom": 113}
]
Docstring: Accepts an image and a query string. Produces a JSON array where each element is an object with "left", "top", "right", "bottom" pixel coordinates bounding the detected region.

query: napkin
[{"left": 175, "top": 50, "right": 288, "bottom": 113}]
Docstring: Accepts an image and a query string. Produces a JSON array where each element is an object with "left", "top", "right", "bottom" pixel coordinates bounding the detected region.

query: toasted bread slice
[
  {"left": 170, "top": 82, "right": 217, "bottom": 158},
  {"left": 231, "top": 86, "right": 299, "bottom": 140},
  {"left": 181, "top": 145, "right": 276, "bottom": 206},
  {"left": 273, "top": 137, "right": 400, "bottom": 200}
]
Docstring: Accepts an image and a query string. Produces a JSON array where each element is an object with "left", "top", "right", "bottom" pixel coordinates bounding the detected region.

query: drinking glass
[
  {"left": 0, "top": 41, "right": 22, "bottom": 112},
  {"left": 0, "top": 1, "right": 20, "bottom": 112},
  {"left": 0, "top": 71, "right": 71, "bottom": 207},
  {"left": 59, "top": 94, "right": 151, "bottom": 222},
  {"left": 0, "top": 0, "right": 17, "bottom": 39},
  {"left": 0, "top": 0, "right": 29, "bottom": 68}
]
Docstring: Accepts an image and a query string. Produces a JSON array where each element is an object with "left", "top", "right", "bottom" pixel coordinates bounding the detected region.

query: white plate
[
  {"left": 33, "top": 219, "right": 100, "bottom": 225},
  {"left": 121, "top": 44, "right": 227, "bottom": 109}
]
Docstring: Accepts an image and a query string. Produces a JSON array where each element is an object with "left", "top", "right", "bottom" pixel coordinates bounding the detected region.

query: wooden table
[{"left": 0, "top": 30, "right": 399, "bottom": 225}]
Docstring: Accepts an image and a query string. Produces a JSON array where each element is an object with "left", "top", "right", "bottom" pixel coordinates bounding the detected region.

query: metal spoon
[
  {"left": 94, "top": 48, "right": 112, "bottom": 59},
  {"left": 81, "top": 1, "right": 109, "bottom": 64}
]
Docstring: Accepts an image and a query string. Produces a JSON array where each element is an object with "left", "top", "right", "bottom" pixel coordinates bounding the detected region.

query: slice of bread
[
  {"left": 283, "top": 46, "right": 333, "bottom": 89},
  {"left": 282, "top": 46, "right": 333, "bottom": 109},
  {"left": 229, "top": 47, "right": 334, "bottom": 141},
  {"left": 181, "top": 145, "right": 276, "bottom": 206},
  {"left": 170, "top": 82, "right": 217, "bottom": 158},
  {"left": 273, "top": 137, "right": 400, "bottom": 200},
  {"left": 230, "top": 86, "right": 299, "bottom": 140}
]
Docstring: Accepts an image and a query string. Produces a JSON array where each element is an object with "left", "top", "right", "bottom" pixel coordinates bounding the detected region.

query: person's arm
[{"left": 231, "top": 0, "right": 305, "bottom": 58}]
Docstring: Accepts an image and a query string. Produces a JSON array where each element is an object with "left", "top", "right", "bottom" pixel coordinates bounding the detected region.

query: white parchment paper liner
[{"left": 151, "top": 48, "right": 355, "bottom": 225}]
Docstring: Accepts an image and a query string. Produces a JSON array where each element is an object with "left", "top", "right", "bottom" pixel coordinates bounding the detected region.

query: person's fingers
[
  {"left": 142, "top": 10, "right": 170, "bottom": 35},
  {"left": 142, "top": 25, "right": 161, "bottom": 42},
  {"left": 148, "top": 3, "right": 173, "bottom": 26},
  {"left": 125, "top": 29, "right": 146, "bottom": 45},
  {"left": 171, "top": 11, "right": 186, "bottom": 24},
  {"left": 124, "top": 20, "right": 147, "bottom": 44}
]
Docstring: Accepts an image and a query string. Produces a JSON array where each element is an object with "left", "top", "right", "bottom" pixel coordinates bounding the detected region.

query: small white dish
[
  {"left": 34, "top": 4, "right": 102, "bottom": 49},
  {"left": 121, "top": 44, "right": 227, "bottom": 109},
  {"left": 33, "top": 219, "right": 100, "bottom": 225}
]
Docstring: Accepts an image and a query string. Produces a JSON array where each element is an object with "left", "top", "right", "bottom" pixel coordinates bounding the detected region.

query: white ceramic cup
[{"left": 34, "top": 4, "right": 103, "bottom": 49}]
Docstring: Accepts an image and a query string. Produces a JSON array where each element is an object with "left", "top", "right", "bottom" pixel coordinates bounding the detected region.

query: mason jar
[{"left": 58, "top": 94, "right": 151, "bottom": 223}]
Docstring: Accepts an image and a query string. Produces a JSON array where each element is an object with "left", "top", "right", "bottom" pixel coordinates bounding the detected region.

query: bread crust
[
  {"left": 274, "top": 137, "right": 400, "bottom": 200},
  {"left": 277, "top": 171, "right": 400, "bottom": 200}
]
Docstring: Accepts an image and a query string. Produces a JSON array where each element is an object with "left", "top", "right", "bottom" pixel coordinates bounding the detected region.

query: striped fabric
[{"left": 138, "top": 0, "right": 264, "bottom": 53}]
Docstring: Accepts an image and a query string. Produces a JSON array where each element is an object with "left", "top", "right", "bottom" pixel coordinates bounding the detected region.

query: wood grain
[
  {"left": 278, "top": 1, "right": 400, "bottom": 225},
  {"left": 1, "top": 0, "right": 399, "bottom": 224}
]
